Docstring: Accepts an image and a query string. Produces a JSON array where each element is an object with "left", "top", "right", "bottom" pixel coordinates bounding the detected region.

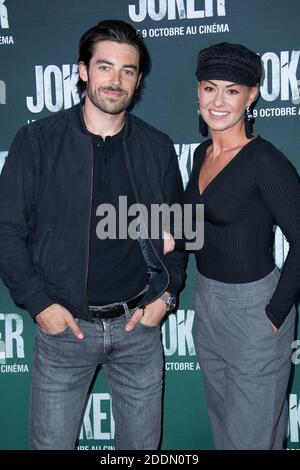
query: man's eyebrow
[
  {"left": 95, "top": 59, "right": 113, "bottom": 66},
  {"left": 123, "top": 64, "right": 138, "bottom": 70},
  {"left": 95, "top": 59, "right": 138, "bottom": 70}
]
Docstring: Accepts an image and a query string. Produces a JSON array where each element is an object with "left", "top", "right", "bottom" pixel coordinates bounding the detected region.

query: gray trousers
[{"left": 194, "top": 268, "right": 296, "bottom": 450}]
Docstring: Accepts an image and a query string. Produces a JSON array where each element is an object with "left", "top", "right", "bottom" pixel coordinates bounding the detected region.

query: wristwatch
[{"left": 159, "top": 292, "right": 176, "bottom": 311}]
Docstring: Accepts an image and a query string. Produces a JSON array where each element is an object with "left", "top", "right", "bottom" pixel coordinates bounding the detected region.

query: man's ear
[{"left": 78, "top": 61, "right": 88, "bottom": 83}]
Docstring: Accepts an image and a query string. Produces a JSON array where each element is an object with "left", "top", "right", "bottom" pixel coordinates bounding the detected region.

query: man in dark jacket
[{"left": 0, "top": 20, "right": 186, "bottom": 449}]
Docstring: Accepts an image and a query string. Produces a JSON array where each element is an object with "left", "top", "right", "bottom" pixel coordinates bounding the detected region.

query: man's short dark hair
[{"left": 77, "top": 19, "right": 151, "bottom": 97}]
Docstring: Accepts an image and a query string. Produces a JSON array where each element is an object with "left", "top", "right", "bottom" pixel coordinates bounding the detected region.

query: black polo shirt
[{"left": 87, "top": 124, "right": 148, "bottom": 305}]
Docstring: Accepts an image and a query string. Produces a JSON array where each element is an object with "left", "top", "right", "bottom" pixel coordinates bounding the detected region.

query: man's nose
[{"left": 111, "top": 70, "right": 122, "bottom": 87}]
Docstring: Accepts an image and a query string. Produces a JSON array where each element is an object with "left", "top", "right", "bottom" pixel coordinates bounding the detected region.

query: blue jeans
[{"left": 29, "top": 306, "right": 163, "bottom": 450}]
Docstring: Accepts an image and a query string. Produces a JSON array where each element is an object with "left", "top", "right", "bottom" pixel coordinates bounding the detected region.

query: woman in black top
[{"left": 184, "top": 42, "right": 300, "bottom": 449}]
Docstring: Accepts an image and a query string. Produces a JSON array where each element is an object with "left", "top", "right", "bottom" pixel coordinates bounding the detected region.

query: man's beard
[{"left": 86, "top": 84, "right": 134, "bottom": 115}]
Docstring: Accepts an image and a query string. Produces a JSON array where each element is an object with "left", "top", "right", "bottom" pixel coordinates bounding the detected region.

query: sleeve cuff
[
  {"left": 24, "top": 290, "right": 54, "bottom": 318},
  {"left": 265, "top": 303, "right": 287, "bottom": 329},
  {"left": 167, "top": 278, "right": 180, "bottom": 296}
]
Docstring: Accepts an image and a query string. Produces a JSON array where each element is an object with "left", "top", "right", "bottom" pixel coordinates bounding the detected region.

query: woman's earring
[
  {"left": 244, "top": 106, "right": 254, "bottom": 138},
  {"left": 245, "top": 106, "right": 253, "bottom": 121}
]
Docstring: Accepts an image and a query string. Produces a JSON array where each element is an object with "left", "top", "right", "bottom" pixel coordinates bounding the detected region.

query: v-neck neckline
[{"left": 198, "top": 136, "right": 259, "bottom": 197}]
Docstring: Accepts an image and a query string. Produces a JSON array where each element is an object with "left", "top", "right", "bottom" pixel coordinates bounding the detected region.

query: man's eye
[{"left": 123, "top": 69, "right": 134, "bottom": 76}]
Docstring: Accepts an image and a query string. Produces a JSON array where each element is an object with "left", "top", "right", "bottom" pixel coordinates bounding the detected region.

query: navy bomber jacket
[{"left": 0, "top": 102, "right": 187, "bottom": 321}]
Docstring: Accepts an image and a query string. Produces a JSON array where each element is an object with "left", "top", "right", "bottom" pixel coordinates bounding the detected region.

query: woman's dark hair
[{"left": 77, "top": 19, "right": 151, "bottom": 96}]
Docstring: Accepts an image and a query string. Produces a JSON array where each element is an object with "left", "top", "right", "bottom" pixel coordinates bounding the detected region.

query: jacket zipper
[
  {"left": 122, "top": 141, "right": 170, "bottom": 307},
  {"left": 85, "top": 140, "right": 94, "bottom": 318}
]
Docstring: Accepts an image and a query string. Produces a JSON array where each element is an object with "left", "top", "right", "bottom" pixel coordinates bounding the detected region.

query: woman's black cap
[{"left": 196, "top": 42, "right": 262, "bottom": 86}]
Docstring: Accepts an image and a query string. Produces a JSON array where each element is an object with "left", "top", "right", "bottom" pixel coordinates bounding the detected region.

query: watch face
[
  {"left": 160, "top": 293, "right": 176, "bottom": 310},
  {"left": 167, "top": 297, "right": 176, "bottom": 310}
]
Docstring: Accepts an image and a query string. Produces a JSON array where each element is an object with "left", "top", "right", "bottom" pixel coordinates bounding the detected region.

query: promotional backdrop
[{"left": 0, "top": 0, "right": 299, "bottom": 450}]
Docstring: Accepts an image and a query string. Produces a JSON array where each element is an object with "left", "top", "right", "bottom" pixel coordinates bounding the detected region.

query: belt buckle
[
  {"left": 102, "top": 304, "right": 123, "bottom": 317},
  {"left": 89, "top": 303, "right": 124, "bottom": 319}
]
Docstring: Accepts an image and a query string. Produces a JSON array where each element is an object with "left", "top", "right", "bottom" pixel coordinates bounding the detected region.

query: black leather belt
[{"left": 89, "top": 292, "right": 145, "bottom": 320}]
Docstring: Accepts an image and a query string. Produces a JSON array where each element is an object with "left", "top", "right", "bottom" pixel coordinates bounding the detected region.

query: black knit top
[{"left": 183, "top": 136, "right": 300, "bottom": 328}]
